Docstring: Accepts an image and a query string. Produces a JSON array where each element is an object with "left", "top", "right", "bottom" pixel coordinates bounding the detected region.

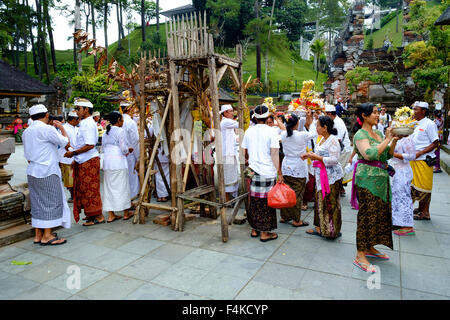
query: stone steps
[{"left": 441, "top": 144, "right": 450, "bottom": 176}]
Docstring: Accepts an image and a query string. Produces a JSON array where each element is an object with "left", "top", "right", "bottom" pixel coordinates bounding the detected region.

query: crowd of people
[
  {"left": 21, "top": 97, "right": 444, "bottom": 273},
  {"left": 22, "top": 98, "right": 149, "bottom": 245},
  {"left": 237, "top": 100, "right": 442, "bottom": 273}
]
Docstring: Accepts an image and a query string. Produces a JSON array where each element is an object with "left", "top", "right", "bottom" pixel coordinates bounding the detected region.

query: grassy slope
[
  {"left": 15, "top": 22, "right": 326, "bottom": 92},
  {"left": 365, "top": 12, "right": 403, "bottom": 49},
  {"left": 364, "top": 0, "right": 442, "bottom": 49}
]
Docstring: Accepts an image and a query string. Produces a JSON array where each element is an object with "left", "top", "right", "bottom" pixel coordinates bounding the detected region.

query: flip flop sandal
[
  {"left": 40, "top": 237, "right": 67, "bottom": 246},
  {"left": 326, "top": 232, "right": 342, "bottom": 240},
  {"left": 251, "top": 231, "right": 260, "bottom": 238},
  {"left": 353, "top": 259, "right": 376, "bottom": 273},
  {"left": 123, "top": 213, "right": 134, "bottom": 221},
  {"left": 34, "top": 232, "right": 58, "bottom": 244},
  {"left": 292, "top": 221, "right": 309, "bottom": 227},
  {"left": 279, "top": 219, "right": 290, "bottom": 224},
  {"left": 414, "top": 214, "right": 431, "bottom": 221},
  {"left": 306, "top": 229, "right": 322, "bottom": 237},
  {"left": 365, "top": 252, "right": 390, "bottom": 260},
  {"left": 107, "top": 216, "right": 122, "bottom": 223},
  {"left": 394, "top": 229, "right": 415, "bottom": 236},
  {"left": 260, "top": 233, "right": 278, "bottom": 242},
  {"left": 83, "top": 219, "right": 105, "bottom": 227}
]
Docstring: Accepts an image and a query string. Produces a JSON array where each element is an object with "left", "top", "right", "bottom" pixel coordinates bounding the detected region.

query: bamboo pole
[
  {"left": 208, "top": 34, "right": 228, "bottom": 242},
  {"left": 182, "top": 129, "right": 195, "bottom": 193},
  {"left": 168, "top": 54, "right": 184, "bottom": 232},
  {"left": 137, "top": 54, "right": 147, "bottom": 224},
  {"left": 133, "top": 91, "right": 172, "bottom": 224},
  {"left": 198, "top": 11, "right": 204, "bottom": 56},
  {"left": 235, "top": 44, "right": 249, "bottom": 213}
]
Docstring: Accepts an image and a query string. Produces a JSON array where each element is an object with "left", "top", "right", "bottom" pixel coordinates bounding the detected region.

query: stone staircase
[{"left": 440, "top": 144, "right": 450, "bottom": 176}]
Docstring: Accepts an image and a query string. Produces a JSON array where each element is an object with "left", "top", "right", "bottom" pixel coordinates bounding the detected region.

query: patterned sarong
[
  {"left": 280, "top": 176, "right": 306, "bottom": 222},
  {"left": 356, "top": 185, "right": 393, "bottom": 251},
  {"left": 28, "top": 174, "right": 64, "bottom": 223},
  {"left": 249, "top": 172, "right": 276, "bottom": 198},
  {"left": 73, "top": 157, "right": 102, "bottom": 222},
  {"left": 60, "top": 163, "right": 74, "bottom": 188},
  {"left": 314, "top": 179, "right": 342, "bottom": 239}
]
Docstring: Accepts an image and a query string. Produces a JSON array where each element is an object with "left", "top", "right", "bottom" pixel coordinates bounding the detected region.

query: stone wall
[
  {"left": 324, "top": 0, "right": 365, "bottom": 104},
  {"left": 324, "top": 0, "right": 425, "bottom": 109}
]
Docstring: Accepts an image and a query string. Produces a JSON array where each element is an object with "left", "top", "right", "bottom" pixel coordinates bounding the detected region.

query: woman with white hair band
[{"left": 242, "top": 105, "right": 283, "bottom": 242}]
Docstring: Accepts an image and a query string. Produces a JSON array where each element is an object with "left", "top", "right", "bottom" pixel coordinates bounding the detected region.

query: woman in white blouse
[
  {"left": 280, "top": 111, "right": 315, "bottom": 227},
  {"left": 102, "top": 111, "right": 133, "bottom": 223},
  {"left": 302, "top": 116, "right": 344, "bottom": 239},
  {"left": 390, "top": 134, "right": 416, "bottom": 235}
]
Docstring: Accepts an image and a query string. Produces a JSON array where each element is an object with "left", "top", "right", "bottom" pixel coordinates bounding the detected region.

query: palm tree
[{"left": 310, "top": 39, "right": 326, "bottom": 81}]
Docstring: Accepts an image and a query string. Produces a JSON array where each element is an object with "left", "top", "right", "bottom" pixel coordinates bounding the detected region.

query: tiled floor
[{"left": 1, "top": 146, "right": 450, "bottom": 300}]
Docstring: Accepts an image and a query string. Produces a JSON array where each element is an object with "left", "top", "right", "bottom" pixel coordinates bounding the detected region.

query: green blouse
[{"left": 353, "top": 129, "right": 392, "bottom": 202}]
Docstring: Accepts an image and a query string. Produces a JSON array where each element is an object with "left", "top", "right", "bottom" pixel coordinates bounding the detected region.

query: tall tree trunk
[
  {"left": 156, "top": 0, "right": 159, "bottom": 31},
  {"left": 141, "top": 0, "right": 146, "bottom": 43},
  {"left": 85, "top": 1, "right": 90, "bottom": 57},
  {"left": 26, "top": 0, "right": 39, "bottom": 75},
  {"left": 43, "top": 0, "right": 57, "bottom": 73},
  {"left": 91, "top": 0, "right": 97, "bottom": 65},
  {"left": 254, "top": 0, "right": 260, "bottom": 80},
  {"left": 36, "top": 0, "right": 50, "bottom": 82},
  {"left": 117, "top": 2, "right": 123, "bottom": 49},
  {"left": 313, "top": 0, "right": 322, "bottom": 71},
  {"left": 23, "top": 35, "right": 28, "bottom": 73},
  {"left": 73, "top": 28, "right": 77, "bottom": 64},
  {"left": 103, "top": 1, "right": 109, "bottom": 65},
  {"left": 75, "top": 0, "right": 82, "bottom": 73},
  {"left": 264, "top": 0, "right": 276, "bottom": 87},
  {"left": 14, "top": 33, "right": 19, "bottom": 68},
  {"left": 119, "top": 0, "right": 124, "bottom": 39}
]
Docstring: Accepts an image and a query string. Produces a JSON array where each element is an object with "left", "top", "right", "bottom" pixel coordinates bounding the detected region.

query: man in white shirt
[
  {"left": 220, "top": 104, "right": 239, "bottom": 200},
  {"left": 410, "top": 101, "right": 439, "bottom": 221},
  {"left": 59, "top": 110, "right": 79, "bottom": 202},
  {"left": 242, "top": 105, "right": 283, "bottom": 242},
  {"left": 120, "top": 101, "right": 140, "bottom": 209},
  {"left": 64, "top": 98, "right": 104, "bottom": 226},
  {"left": 23, "top": 104, "right": 70, "bottom": 246},
  {"left": 379, "top": 105, "right": 392, "bottom": 133},
  {"left": 325, "top": 103, "right": 352, "bottom": 195}
]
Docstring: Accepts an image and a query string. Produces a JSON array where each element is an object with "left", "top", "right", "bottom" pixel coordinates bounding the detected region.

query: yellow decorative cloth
[{"left": 410, "top": 160, "right": 433, "bottom": 193}]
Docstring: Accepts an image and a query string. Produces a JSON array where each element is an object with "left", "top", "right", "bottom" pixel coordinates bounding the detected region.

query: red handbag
[{"left": 268, "top": 182, "right": 297, "bottom": 209}]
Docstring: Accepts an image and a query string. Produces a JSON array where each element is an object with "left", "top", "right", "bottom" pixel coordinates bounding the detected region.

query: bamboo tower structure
[{"left": 133, "top": 12, "right": 247, "bottom": 242}]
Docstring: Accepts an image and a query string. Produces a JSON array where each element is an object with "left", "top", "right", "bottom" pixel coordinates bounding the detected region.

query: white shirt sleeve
[
  {"left": 119, "top": 128, "right": 129, "bottom": 155},
  {"left": 221, "top": 118, "right": 239, "bottom": 130},
  {"left": 47, "top": 126, "right": 69, "bottom": 148},
  {"left": 81, "top": 123, "right": 97, "bottom": 146},
  {"left": 401, "top": 137, "right": 416, "bottom": 163},
  {"left": 128, "top": 120, "right": 140, "bottom": 149},
  {"left": 427, "top": 121, "right": 439, "bottom": 143},
  {"left": 323, "top": 138, "right": 340, "bottom": 167},
  {"left": 270, "top": 130, "right": 280, "bottom": 149},
  {"left": 241, "top": 131, "right": 249, "bottom": 150}
]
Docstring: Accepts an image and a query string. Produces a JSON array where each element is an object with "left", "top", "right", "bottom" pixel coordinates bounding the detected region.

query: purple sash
[{"left": 350, "top": 159, "right": 392, "bottom": 210}]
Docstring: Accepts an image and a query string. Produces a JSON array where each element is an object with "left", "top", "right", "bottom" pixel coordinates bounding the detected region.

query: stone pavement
[{"left": 1, "top": 145, "right": 450, "bottom": 300}]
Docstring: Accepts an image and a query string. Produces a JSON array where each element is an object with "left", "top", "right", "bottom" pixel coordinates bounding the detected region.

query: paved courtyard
[{"left": 1, "top": 145, "right": 450, "bottom": 300}]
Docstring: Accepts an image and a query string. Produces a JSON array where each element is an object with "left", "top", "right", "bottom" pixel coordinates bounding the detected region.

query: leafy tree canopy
[{"left": 69, "top": 67, "right": 120, "bottom": 114}]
